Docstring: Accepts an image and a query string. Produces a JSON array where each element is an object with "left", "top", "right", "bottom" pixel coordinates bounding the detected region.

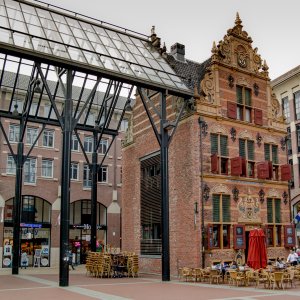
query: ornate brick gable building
[{"left": 122, "top": 14, "right": 293, "bottom": 275}]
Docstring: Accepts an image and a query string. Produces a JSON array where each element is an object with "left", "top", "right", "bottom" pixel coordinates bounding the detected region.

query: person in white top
[{"left": 287, "top": 250, "right": 298, "bottom": 266}]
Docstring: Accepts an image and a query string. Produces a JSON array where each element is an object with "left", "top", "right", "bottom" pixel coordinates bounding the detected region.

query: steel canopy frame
[
  {"left": 0, "top": 0, "right": 193, "bottom": 286},
  {"left": 0, "top": 0, "right": 193, "bottom": 99}
]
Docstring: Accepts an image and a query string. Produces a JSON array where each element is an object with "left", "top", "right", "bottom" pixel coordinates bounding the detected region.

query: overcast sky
[{"left": 47, "top": 0, "right": 300, "bottom": 80}]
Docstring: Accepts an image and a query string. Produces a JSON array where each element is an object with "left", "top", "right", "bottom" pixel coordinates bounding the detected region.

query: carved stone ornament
[
  {"left": 237, "top": 52, "right": 247, "bottom": 68},
  {"left": 253, "top": 83, "right": 259, "bottom": 96},
  {"left": 230, "top": 127, "right": 237, "bottom": 142},
  {"left": 228, "top": 74, "right": 234, "bottom": 88},
  {"left": 282, "top": 191, "right": 288, "bottom": 205},
  {"left": 237, "top": 195, "right": 261, "bottom": 222},
  {"left": 200, "top": 68, "right": 215, "bottom": 104},
  {"left": 211, "top": 13, "right": 267, "bottom": 78},
  {"left": 271, "top": 93, "right": 280, "bottom": 119},
  {"left": 210, "top": 184, "right": 231, "bottom": 194},
  {"left": 236, "top": 76, "right": 251, "bottom": 88},
  {"left": 256, "top": 132, "right": 262, "bottom": 147}
]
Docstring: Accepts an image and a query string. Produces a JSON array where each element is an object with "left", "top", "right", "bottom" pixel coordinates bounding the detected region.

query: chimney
[{"left": 171, "top": 43, "right": 185, "bottom": 62}]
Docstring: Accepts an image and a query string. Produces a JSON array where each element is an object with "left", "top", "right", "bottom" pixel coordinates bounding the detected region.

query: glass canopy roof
[{"left": 0, "top": 0, "right": 192, "bottom": 97}]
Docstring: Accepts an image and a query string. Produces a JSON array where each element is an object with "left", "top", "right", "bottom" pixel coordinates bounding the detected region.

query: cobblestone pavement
[{"left": 0, "top": 266, "right": 300, "bottom": 300}]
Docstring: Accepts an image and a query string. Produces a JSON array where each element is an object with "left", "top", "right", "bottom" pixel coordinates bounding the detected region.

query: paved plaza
[{"left": 0, "top": 266, "right": 300, "bottom": 300}]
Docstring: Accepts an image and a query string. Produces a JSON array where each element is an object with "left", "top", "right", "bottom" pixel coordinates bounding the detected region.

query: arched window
[
  {"left": 4, "top": 196, "right": 51, "bottom": 223},
  {"left": 70, "top": 200, "right": 106, "bottom": 226}
]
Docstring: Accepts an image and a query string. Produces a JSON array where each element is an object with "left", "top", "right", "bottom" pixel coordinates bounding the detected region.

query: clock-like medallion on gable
[{"left": 237, "top": 52, "right": 247, "bottom": 68}]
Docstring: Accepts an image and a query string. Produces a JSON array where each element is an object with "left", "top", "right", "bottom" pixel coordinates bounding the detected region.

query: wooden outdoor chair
[
  {"left": 254, "top": 270, "right": 269, "bottom": 289},
  {"left": 269, "top": 272, "right": 284, "bottom": 290},
  {"left": 210, "top": 269, "right": 222, "bottom": 284},
  {"left": 283, "top": 269, "right": 296, "bottom": 288},
  {"left": 191, "top": 268, "right": 202, "bottom": 282},
  {"left": 181, "top": 267, "right": 193, "bottom": 282}
]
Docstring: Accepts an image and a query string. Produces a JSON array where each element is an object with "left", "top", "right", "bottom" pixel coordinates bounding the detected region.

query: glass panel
[
  {"left": 32, "top": 38, "right": 52, "bottom": 54},
  {"left": 23, "top": 13, "right": 40, "bottom": 26},
  {"left": 35, "top": 8, "right": 51, "bottom": 20},
  {"left": 72, "top": 27, "right": 86, "bottom": 39},
  {"left": 6, "top": 7, "right": 23, "bottom": 20},
  {"left": 66, "top": 17, "right": 81, "bottom": 29},
  {"left": 9, "top": 20, "right": 27, "bottom": 33},
  {"left": 0, "top": 15, "right": 9, "bottom": 28},
  {"left": 13, "top": 32, "right": 32, "bottom": 49},
  {"left": 0, "top": 5, "right": 6, "bottom": 17},
  {"left": 27, "top": 24, "right": 45, "bottom": 37},
  {"left": 51, "top": 13, "right": 67, "bottom": 24}
]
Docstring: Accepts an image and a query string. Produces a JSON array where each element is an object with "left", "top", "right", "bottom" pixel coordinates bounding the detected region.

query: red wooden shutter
[
  {"left": 233, "top": 225, "right": 246, "bottom": 250},
  {"left": 211, "top": 154, "right": 219, "bottom": 174},
  {"left": 227, "top": 102, "right": 237, "bottom": 119},
  {"left": 241, "top": 158, "right": 246, "bottom": 176},
  {"left": 284, "top": 225, "right": 295, "bottom": 248},
  {"left": 257, "top": 162, "right": 268, "bottom": 179},
  {"left": 254, "top": 109, "right": 263, "bottom": 125},
  {"left": 231, "top": 157, "right": 242, "bottom": 176},
  {"left": 281, "top": 164, "right": 292, "bottom": 181}
]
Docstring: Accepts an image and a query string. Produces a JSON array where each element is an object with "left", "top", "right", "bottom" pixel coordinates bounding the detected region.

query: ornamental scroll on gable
[{"left": 210, "top": 13, "right": 268, "bottom": 79}]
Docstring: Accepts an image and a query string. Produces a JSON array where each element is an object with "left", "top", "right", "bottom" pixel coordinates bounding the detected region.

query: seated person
[
  {"left": 229, "top": 260, "right": 237, "bottom": 269},
  {"left": 275, "top": 257, "right": 285, "bottom": 268}
]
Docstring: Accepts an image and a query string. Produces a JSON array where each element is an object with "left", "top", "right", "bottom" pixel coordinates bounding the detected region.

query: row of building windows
[
  {"left": 11, "top": 99, "right": 129, "bottom": 132},
  {"left": 8, "top": 124, "right": 109, "bottom": 154},
  {"left": 210, "top": 133, "right": 290, "bottom": 181},
  {"left": 281, "top": 91, "right": 300, "bottom": 123},
  {"left": 210, "top": 195, "right": 282, "bottom": 249},
  {"left": 6, "top": 155, "right": 109, "bottom": 186}
]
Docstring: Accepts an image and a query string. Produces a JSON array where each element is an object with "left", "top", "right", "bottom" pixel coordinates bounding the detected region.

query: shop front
[
  {"left": 2, "top": 196, "right": 51, "bottom": 268},
  {"left": 69, "top": 199, "right": 107, "bottom": 264}
]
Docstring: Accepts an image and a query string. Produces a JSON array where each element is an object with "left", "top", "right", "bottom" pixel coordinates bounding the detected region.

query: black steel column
[
  {"left": 12, "top": 141, "right": 24, "bottom": 275},
  {"left": 90, "top": 132, "right": 98, "bottom": 252},
  {"left": 59, "top": 69, "right": 73, "bottom": 287},
  {"left": 160, "top": 92, "right": 170, "bottom": 281},
  {"left": 198, "top": 117, "right": 205, "bottom": 268}
]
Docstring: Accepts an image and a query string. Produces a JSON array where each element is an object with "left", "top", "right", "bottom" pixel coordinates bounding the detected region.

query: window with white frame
[
  {"left": 84, "top": 136, "right": 93, "bottom": 153},
  {"left": 26, "top": 127, "right": 38, "bottom": 145},
  {"left": 10, "top": 99, "right": 23, "bottom": 114},
  {"left": 29, "top": 102, "right": 38, "bottom": 116},
  {"left": 9, "top": 124, "right": 20, "bottom": 142},
  {"left": 99, "top": 139, "right": 108, "bottom": 155},
  {"left": 98, "top": 166, "right": 108, "bottom": 183},
  {"left": 120, "top": 119, "right": 128, "bottom": 132},
  {"left": 282, "top": 96, "right": 290, "bottom": 123},
  {"left": 86, "top": 112, "right": 95, "bottom": 126},
  {"left": 44, "top": 104, "right": 57, "bottom": 119},
  {"left": 83, "top": 164, "right": 91, "bottom": 188},
  {"left": 71, "top": 135, "right": 79, "bottom": 151},
  {"left": 6, "top": 155, "right": 16, "bottom": 175},
  {"left": 41, "top": 159, "right": 53, "bottom": 178},
  {"left": 43, "top": 129, "right": 54, "bottom": 148},
  {"left": 71, "top": 162, "right": 79, "bottom": 180},
  {"left": 24, "top": 157, "right": 37, "bottom": 184}
]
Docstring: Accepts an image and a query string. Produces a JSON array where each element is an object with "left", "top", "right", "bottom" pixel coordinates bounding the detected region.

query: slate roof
[{"left": 165, "top": 54, "right": 211, "bottom": 93}]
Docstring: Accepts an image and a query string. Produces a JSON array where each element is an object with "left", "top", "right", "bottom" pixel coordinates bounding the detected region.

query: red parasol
[{"left": 247, "top": 228, "right": 267, "bottom": 270}]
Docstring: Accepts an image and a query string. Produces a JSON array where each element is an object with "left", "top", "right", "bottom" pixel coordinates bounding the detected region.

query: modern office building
[
  {"left": 122, "top": 14, "right": 293, "bottom": 275},
  {"left": 0, "top": 71, "right": 128, "bottom": 268},
  {"left": 271, "top": 65, "right": 300, "bottom": 246}
]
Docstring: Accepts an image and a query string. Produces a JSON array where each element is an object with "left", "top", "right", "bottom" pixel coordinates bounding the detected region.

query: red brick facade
[{"left": 122, "top": 14, "right": 292, "bottom": 275}]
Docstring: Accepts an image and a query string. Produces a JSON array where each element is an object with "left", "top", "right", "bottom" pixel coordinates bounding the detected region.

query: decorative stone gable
[{"left": 211, "top": 13, "right": 268, "bottom": 79}]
